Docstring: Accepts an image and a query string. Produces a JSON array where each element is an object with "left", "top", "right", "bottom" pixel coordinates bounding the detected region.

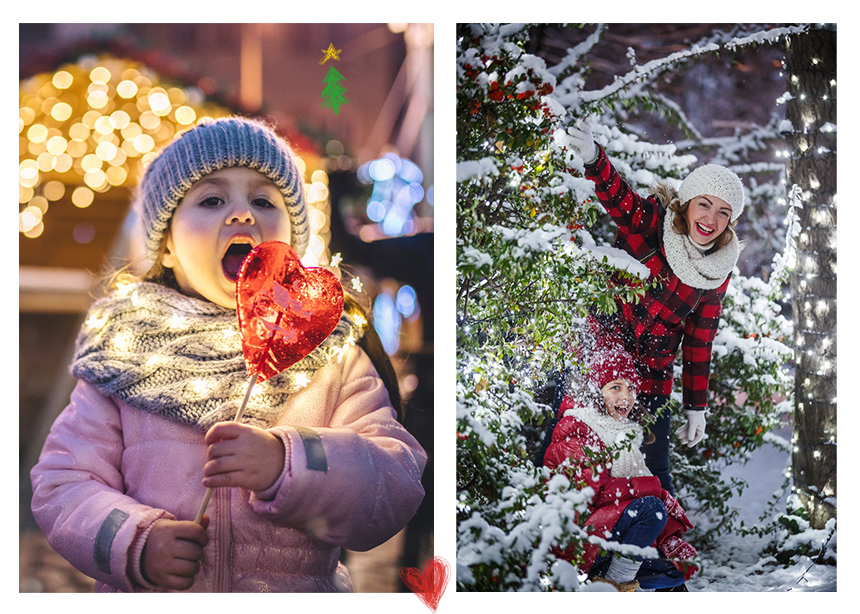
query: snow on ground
[
  {"left": 693, "top": 530, "right": 835, "bottom": 592},
  {"left": 684, "top": 426, "right": 836, "bottom": 592}
]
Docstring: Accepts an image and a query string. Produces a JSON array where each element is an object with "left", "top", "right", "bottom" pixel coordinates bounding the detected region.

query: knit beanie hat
[
  {"left": 679, "top": 164, "right": 745, "bottom": 222},
  {"left": 138, "top": 116, "right": 310, "bottom": 263},
  {"left": 586, "top": 336, "right": 639, "bottom": 391}
]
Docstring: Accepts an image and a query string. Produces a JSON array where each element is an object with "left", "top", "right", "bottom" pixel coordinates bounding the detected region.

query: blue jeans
[
  {"left": 590, "top": 496, "right": 686, "bottom": 590},
  {"left": 639, "top": 394, "right": 673, "bottom": 495}
]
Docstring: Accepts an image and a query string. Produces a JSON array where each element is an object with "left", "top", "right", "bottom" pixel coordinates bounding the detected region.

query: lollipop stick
[
  {"left": 194, "top": 371, "right": 261, "bottom": 524},
  {"left": 233, "top": 371, "right": 261, "bottom": 423},
  {"left": 194, "top": 488, "right": 214, "bottom": 525}
]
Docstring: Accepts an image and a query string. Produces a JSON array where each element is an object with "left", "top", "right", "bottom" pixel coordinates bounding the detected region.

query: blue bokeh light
[
  {"left": 368, "top": 158, "right": 396, "bottom": 182},
  {"left": 366, "top": 200, "right": 387, "bottom": 222},
  {"left": 396, "top": 285, "right": 417, "bottom": 318},
  {"left": 358, "top": 153, "right": 429, "bottom": 237},
  {"left": 373, "top": 292, "right": 401, "bottom": 354}
]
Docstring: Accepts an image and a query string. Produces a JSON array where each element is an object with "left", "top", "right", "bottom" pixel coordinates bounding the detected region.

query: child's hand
[
  {"left": 203, "top": 422, "right": 286, "bottom": 492},
  {"left": 142, "top": 517, "right": 209, "bottom": 591}
]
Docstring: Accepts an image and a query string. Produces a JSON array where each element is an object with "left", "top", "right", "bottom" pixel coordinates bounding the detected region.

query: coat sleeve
[
  {"left": 543, "top": 414, "right": 610, "bottom": 495},
  {"left": 30, "top": 380, "right": 173, "bottom": 592},
  {"left": 681, "top": 275, "right": 730, "bottom": 409},
  {"left": 249, "top": 345, "right": 426, "bottom": 552},
  {"left": 583, "top": 145, "right": 662, "bottom": 242}
]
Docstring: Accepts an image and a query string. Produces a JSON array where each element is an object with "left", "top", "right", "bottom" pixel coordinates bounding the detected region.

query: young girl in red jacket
[
  {"left": 544, "top": 333, "right": 696, "bottom": 591},
  {"left": 30, "top": 117, "right": 426, "bottom": 592},
  {"left": 566, "top": 121, "right": 744, "bottom": 495}
]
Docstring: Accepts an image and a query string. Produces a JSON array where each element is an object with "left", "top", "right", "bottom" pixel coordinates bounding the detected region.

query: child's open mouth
[
  {"left": 614, "top": 405, "right": 630, "bottom": 417},
  {"left": 222, "top": 241, "right": 254, "bottom": 281}
]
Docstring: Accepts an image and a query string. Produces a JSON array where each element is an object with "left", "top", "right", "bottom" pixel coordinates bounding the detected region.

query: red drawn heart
[
  {"left": 235, "top": 241, "right": 344, "bottom": 381},
  {"left": 400, "top": 557, "right": 450, "bottom": 612}
]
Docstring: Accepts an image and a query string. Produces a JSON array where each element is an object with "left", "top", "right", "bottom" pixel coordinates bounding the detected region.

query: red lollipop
[
  {"left": 195, "top": 241, "right": 344, "bottom": 523},
  {"left": 236, "top": 241, "right": 344, "bottom": 381}
]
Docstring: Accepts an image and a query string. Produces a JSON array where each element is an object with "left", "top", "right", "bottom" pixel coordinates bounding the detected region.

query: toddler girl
[
  {"left": 544, "top": 334, "right": 696, "bottom": 591},
  {"left": 30, "top": 117, "right": 427, "bottom": 593}
]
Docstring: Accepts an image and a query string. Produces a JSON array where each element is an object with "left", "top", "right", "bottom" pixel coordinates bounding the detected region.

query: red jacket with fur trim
[{"left": 544, "top": 396, "right": 696, "bottom": 577}]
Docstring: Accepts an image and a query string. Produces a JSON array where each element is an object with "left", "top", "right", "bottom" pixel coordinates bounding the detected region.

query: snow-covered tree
[{"left": 456, "top": 23, "right": 811, "bottom": 591}]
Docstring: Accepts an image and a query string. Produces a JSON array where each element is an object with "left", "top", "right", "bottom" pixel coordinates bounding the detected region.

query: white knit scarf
[
  {"left": 564, "top": 405, "right": 650, "bottom": 478},
  {"left": 662, "top": 207, "right": 739, "bottom": 290},
  {"left": 71, "top": 281, "right": 361, "bottom": 431}
]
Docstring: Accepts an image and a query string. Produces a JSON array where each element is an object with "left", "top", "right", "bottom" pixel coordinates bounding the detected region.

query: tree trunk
[{"left": 785, "top": 26, "right": 836, "bottom": 529}]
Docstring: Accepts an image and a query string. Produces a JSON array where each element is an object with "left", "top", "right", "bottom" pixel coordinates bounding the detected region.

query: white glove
[
  {"left": 567, "top": 121, "right": 598, "bottom": 164},
  {"left": 675, "top": 410, "right": 706, "bottom": 447}
]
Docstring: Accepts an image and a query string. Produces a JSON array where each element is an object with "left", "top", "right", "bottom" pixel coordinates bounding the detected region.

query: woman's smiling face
[
  {"left": 684, "top": 195, "right": 732, "bottom": 245},
  {"left": 161, "top": 166, "right": 292, "bottom": 308}
]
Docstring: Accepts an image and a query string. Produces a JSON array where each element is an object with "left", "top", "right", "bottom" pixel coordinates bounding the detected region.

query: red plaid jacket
[{"left": 584, "top": 147, "right": 730, "bottom": 409}]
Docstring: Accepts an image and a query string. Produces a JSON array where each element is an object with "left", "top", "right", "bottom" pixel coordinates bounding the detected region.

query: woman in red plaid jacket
[{"left": 567, "top": 121, "right": 744, "bottom": 495}]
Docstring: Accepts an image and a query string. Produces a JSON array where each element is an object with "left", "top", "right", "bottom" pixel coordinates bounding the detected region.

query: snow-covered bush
[{"left": 742, "top": 493, "right": 836, "bottom": 570}]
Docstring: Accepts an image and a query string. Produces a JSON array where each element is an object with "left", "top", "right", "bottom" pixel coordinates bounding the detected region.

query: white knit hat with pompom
[{"left": 678, "top": 164, "right": 745, "bottom": 222}]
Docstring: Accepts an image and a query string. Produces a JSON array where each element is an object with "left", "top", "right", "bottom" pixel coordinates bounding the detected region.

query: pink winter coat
[{"left": 30, "top": 345, "right": 426, "bottom": 593}]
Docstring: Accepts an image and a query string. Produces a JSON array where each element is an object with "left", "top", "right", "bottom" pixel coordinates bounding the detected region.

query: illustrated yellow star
[{"left": 320, "top": 43, "right": 342, "bottom": 65}]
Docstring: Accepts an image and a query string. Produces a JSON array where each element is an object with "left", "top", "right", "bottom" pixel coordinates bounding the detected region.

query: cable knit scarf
[
  {"left": 565, "top": 405, "right": 650, "bottom": 478},
  {"left": 70, "top": 281, "right": 362, "bottom": 431},
  {"left": 662, "top": 207, "right": 739, "bottom": 290}
]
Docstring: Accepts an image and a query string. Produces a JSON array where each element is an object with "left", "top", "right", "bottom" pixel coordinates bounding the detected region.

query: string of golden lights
[{"left": 19, "top": 53, "right": 333, "bottom": 267}]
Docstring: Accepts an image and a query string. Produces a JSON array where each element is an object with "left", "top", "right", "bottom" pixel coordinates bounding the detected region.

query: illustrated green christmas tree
[{"left": 321, "top": 66, "right": 349, "bottom": 115}]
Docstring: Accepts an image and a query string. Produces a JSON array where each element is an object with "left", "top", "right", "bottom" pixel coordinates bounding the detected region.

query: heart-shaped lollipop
[
  {"left": 236, "top": 241, "right": 344, "bottom": 380},
  {"left": 195, "top": 241, "right": 344, "bottom": 524}
]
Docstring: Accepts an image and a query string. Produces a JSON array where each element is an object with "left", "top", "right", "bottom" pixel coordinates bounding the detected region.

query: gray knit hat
[
  {"left": 678, "top": 164, "right": 745, "bottom": 222},
  {"left": 139, "top": 116, "right": 309, "bottom": 262}
]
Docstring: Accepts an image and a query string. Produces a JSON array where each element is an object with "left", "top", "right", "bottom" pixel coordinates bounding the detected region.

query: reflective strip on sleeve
[
  {"left": 295, "top": 426, "right": 327, "bottom": 472},
  {"left": 94, "top": 508, "right": 130, "bottom": 574}
]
